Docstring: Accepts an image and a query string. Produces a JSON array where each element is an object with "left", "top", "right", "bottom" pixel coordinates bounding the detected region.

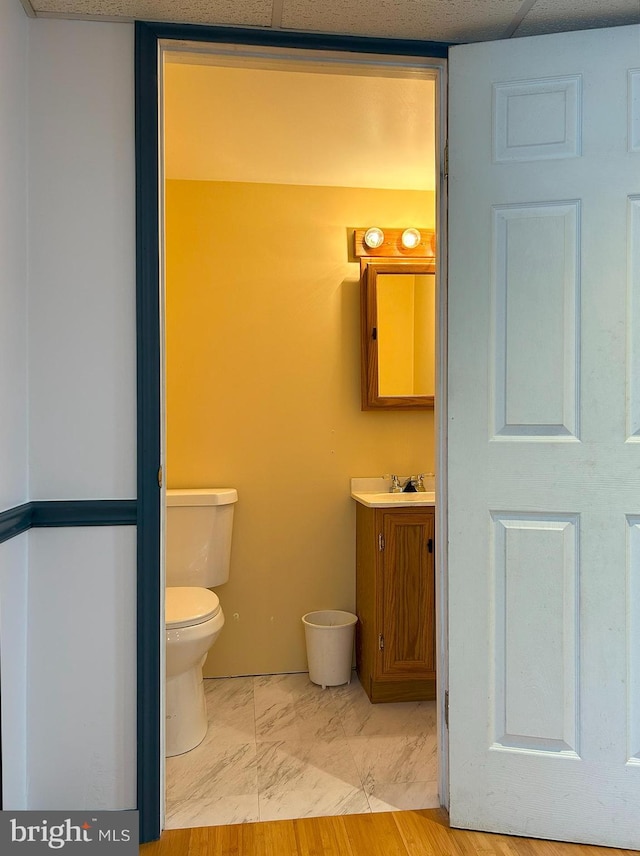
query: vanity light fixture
[
  {"left": 354, "top": 226, "right": 434, "bottom": 261},
  {"left": 401, "top": 228, "right": 422, "bottom": 249},
  {"left": 364, "top": 227, "right": 385, "bottom": 249}
]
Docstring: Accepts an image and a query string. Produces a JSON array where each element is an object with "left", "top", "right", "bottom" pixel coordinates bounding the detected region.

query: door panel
[
  {"left": 492, "top": 202, "right": 579, "bottom": 437},
  {"left": 491, "top": 512, "right": 579, "bottom": 754},
  {"left": 448, "top": 24, "right": 640, "bottom": 848}
]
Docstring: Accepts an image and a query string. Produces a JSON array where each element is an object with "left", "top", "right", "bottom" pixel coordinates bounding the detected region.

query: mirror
[{"left": 361, "top": 260, "right": 436, "bottom": 410}]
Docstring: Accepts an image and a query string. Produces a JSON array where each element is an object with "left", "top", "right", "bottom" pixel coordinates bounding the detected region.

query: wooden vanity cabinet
[{"left": 355, "top": 503, "right": 436, "bottom": 703}]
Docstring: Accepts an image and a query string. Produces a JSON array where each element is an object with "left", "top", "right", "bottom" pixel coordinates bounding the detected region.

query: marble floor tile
[
  {"left": 254, "top": 672, "right": 309, "bottom": 699},
  {"left": 254, "top": 673, "right": 345, "bottom": 742},
  {"left": 202, "top": 677, "right": 256, "bottom": 745},
  {"left": 165, "top": 794, "right": 260, "bottom": 829},
  {"left": 259, "top": 785, "right": 370, "bottom": 822},
  {"left": 166, "top": 741, "right": 257, "bottom": 803},
  {"left": 252, "top": 675, "right": 300, "bottom": 743},
  {"left": 331, "top": 679, "right": 437, "bottom": 738},
  {"left": 257, "top": 738, "right": 363, "bottom": 794},
  {"left": 348, "top": 732, "right": 438, "bottom": 791},
  {"left": 164, "top": 671, "right": 439, "bottom": 828},
  {"left": 365, "top": 781, "right": 440, "bottom": 813}
]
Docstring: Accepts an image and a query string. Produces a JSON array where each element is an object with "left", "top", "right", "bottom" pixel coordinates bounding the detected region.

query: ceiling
[{"left": 19, "top": 0, "right": 640, "bottom": 44}]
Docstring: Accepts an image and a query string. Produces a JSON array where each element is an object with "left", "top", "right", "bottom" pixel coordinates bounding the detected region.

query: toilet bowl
[
  {"left": 165, "top": 586, "right": 225, "bottom": 756},
  {"left": 164, "top": 488, "right": 238, "bottom": 757}
]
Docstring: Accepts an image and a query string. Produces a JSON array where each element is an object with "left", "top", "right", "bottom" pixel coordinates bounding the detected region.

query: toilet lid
[{"left": 166, "top": 587, "right": 221, "bottom": 629}]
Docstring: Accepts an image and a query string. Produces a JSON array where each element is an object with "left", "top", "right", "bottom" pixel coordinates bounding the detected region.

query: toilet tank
[{"left": 165, "top": 488, "right": 237, "bottom": 588}]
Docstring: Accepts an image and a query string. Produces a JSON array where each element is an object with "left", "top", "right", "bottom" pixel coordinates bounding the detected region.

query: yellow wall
[{"left": 165, "top": 179, "right": 436, "bottom": 676}]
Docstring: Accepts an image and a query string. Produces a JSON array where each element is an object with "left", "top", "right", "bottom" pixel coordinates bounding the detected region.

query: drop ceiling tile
[
  {"left": 280, "top": 0, "right": 524, "bottom": 44},
  {"left": 514, "top": 0, "right": 640, "bottom": 37},
  {"left": 28, "top": 0, "right": 640, "bottom": 43},
  {"left": 31, "top": 0, "right": 274, "bottom": 27}
]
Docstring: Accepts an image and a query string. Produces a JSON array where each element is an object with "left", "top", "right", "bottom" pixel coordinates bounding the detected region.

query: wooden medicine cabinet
[{"left": 355, "top": 228, "right": 436, "bottom": 411}]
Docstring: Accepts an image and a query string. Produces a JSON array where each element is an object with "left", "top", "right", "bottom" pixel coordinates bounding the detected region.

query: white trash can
[{"left": 302, "top": 610, "right": 358, "bottom": 689}]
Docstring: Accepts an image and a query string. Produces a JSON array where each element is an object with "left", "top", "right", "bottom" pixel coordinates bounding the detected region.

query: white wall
[
  {"left": 28, "top": 18, "right": 137, "bottom": 502},
  {"left": 0, "top": 0, "right": 29, "bottom": 511},
  {"left": 0, "top": 0, "right": 30, "bottom": 808},
  {"left": 26, "top": 18, "right": 137, "bottom": 810},
  {"left": 27, "top": 528, "right": 137, "bottom": 809},
  {"left": 0, "top": 536, "right": 28, "bottom": 808}
]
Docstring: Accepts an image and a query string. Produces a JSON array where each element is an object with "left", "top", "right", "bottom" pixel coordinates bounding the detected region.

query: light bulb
[
  {"left": 401, "top": 228, "right": 421, "bottom": 249},
  {"left": 364, "top": 227, "right": 385, "bottom": 249}
]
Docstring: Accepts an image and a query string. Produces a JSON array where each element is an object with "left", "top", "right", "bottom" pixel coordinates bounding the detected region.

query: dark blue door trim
[
  {"left": 134, "top": 20, "right": 449, "bottom": 843},
  {"left": 135, "top": 20, "right": 163, "bottom": 846}
]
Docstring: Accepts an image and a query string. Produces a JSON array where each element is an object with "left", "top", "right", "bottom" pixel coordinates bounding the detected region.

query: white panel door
[{"left": 448, "top": 24, "right": 640, "bottom": 848}]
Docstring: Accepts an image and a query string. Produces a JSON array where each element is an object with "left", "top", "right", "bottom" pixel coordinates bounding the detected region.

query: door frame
[{"left": 135, "top": 20, "right": 450, "bottom": 842}]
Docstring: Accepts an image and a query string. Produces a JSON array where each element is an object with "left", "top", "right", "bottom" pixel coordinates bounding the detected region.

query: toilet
[{"left": 165, "top": 487, "right": 238, "bottom": 757}]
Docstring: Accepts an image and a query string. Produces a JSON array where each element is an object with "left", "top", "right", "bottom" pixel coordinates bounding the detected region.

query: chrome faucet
[
  {"left": 402, "top": 474, "right": 427, "bottom": 492},
  {"left": 390, "top": 474, "right": 428, "bottom": 493}
]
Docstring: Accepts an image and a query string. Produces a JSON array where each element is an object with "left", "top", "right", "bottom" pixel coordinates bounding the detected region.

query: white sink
[
  {"left": 351, "top": 476, "right": 436, "bottom": 508},
  {"left": 351, "top": 489, "right": 435, "bottom": 507}
]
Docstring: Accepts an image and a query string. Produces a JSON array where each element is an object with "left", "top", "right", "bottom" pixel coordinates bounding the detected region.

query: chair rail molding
[{"left": 0, "top": 499, "right": 137, "bottom": 544}]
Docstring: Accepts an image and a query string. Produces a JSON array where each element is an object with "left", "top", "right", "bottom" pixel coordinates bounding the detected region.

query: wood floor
[{"left": 140, "top": 808, "right": 640, "bottom": 856}]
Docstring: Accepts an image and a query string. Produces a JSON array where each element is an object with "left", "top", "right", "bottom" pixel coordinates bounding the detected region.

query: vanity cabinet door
[
  {"left": 355, "top": 503, "right": 436, "bottom": 703},
  {"left": 379, "top": 509, "right": 436, "bottom": 681}
]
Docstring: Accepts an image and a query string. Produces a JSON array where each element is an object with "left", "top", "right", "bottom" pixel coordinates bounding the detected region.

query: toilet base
[{"left": 166, "top": 660, "right": 208, "bottom": 756}]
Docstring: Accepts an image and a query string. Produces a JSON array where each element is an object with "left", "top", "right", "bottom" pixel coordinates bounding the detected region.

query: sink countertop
[{"left": 351, "top": 476, "right": 436, "bottom": 508}]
